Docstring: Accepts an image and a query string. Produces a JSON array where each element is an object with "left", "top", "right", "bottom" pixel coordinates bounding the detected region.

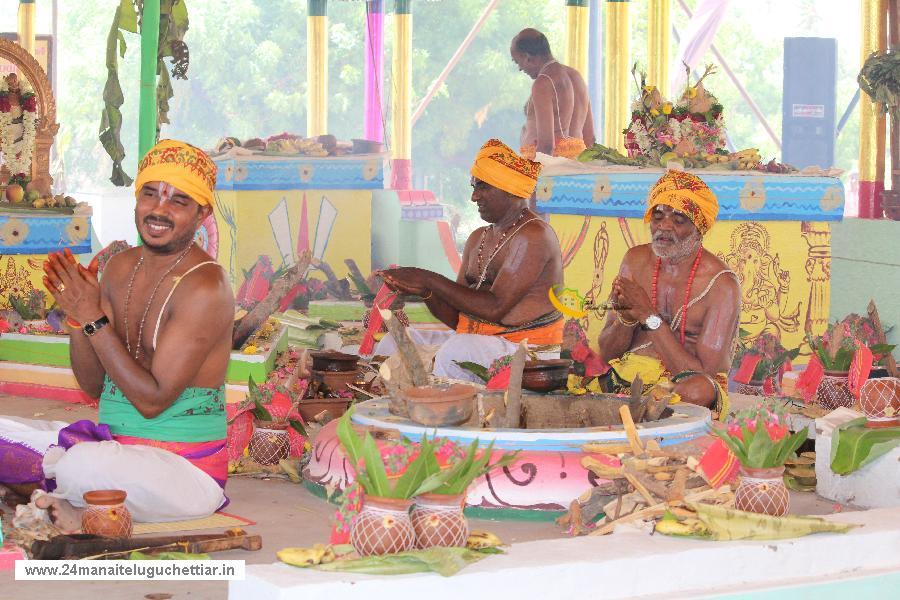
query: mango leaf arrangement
[
  {"left": 337, "top": 409, "right": 442, "bottom": 499},
  {"left": 230, "top": 374, "right": 307, "bottom": 438},
  {"left": 336, "top": 410, "right": 519, "bottom": 499},
  {"left": 808, "top": 314, "right": 895, "bottom": 372},
  {"left": 419, "top": 438, "right": 519, "bottom": 496},
  {"left": 732, "top": 330, "right": 800, "bottom": 382},
  {"left": 713, "top": 401, "right": 807, "bottom": 469}
]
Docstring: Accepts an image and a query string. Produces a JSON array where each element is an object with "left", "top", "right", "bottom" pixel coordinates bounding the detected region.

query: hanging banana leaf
[{"left": 99, "top": 0, "right": 190, "bottom": 186}]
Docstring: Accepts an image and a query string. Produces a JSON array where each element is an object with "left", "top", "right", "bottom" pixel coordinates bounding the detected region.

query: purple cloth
[
  {"left": 0, "top": 420, "right": 112, "bottom": 487},
  {"left": 56, "top": 420, "right": 113, "bottom": 449}
]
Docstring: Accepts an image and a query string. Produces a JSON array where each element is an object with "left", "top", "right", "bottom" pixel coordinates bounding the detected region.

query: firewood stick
[
  {"left": 667, "top": 468, "right": 690, "bottom": 503},
  {"left": 619, "top": 405, "right": 644, "bottom": 455},
  {"left": 311, "top": 258, "right": 352, "bottom": 300},
  {"left": 623, "top": 471, "right": 657, "bottom": 505},
  {"left": 504, "top": 341, "right": 529, "bottom": 428},
  {"left": 591, "top": 487, "right": 719, "bottom": 536},
  {"left": 868, "top": 300, "right": 899, "bottom": 377},
  {"left": 233, "top": 251, "right": 312, "bottom": 348},
  {"left": 378, "top": 308, "right": 429, "bottom": 387}
]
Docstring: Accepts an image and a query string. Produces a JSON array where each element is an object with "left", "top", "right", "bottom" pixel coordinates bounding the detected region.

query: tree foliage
[{"left": 49, "top": 0, "right": 863, "bottom": 222}]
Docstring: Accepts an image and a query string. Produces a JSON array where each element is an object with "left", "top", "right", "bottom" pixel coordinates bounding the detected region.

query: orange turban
[
  {"left": 470, "top": 139, "right": 542, "bottom": 198},
  {"left": 135, "top": 139, "right": 218, "bottom": 207},
  {"left": 644, "top": 170, "right": 718, "bottom": 235}
]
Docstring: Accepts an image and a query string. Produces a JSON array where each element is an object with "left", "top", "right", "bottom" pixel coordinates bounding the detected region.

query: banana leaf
[
  {"left": 452, "top": 361, "right": 489, "bottom": 382},
  {"left": 688, "top": 502, "right": 858, "bottom": 541},
  {"left": 130, "top": 551, "right": 210, "bottom": 560},
  {"left": 312, "top": 547, "right": 491, "bottom": 577},
  {"left": 830, "top": 417, "right": 900, "bottom": 475}
]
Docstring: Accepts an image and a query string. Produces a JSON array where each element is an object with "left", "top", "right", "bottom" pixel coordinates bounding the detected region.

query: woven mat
[{"left": 133, "top": 511, "right": 255, "bottom": 535}]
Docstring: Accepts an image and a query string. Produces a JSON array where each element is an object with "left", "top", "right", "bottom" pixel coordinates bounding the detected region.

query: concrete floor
[{"left": 0, "top": 395, "right": 847, "bottom": 600}]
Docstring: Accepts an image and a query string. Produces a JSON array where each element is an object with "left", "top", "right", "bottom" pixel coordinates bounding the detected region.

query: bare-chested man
[
  {"left": 379, "top": 139, "right": 563, "bottom": 382},
  {"left": 511, "top": 28, "right": 595, "bottom": 160},
  {"left": 0, "top": 140, "right": 234, "bottom": 531},
  {"left": 596, "top": 171, "right": 741, "bottom": 415}
]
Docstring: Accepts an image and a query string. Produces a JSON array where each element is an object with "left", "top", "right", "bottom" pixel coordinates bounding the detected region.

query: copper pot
[{"left": 522, "top": 359, "right": 573, "bottom": 393}]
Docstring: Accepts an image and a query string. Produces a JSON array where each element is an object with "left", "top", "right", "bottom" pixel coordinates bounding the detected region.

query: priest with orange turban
[
  {"left": 377, "top": 139, "right": 565, "bottom": 382},
  {"left": 594, "top": 170, "right": 741, "bottom": 417},
  {"left": 0, "top": 139, "right": 235, "bottom": 531}
]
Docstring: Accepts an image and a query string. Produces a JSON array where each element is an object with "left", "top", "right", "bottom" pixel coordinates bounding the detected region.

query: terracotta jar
[
  {"left": 859, "top": 377, "right": 900, "bottom": 427},
  {"left": 736, "top": 380, "right": 767, "bottom": 397},
  {"left": 411, "top": 493, "right": 469, "bottom": 549},
  {"left": 816, "top": 371, "right": 854, "bottom": 410},
  {"left": 735, "top": 466, "right": 789, "bottom": 516},
  {"left": 350, "top": 495, "right": 416, "bottom": 556},
  {"left": 248, "top": 421, "right": 290, "bottom": 465},
  {"left": 81, "top": 490, "right": 133, "bottom": 538}
]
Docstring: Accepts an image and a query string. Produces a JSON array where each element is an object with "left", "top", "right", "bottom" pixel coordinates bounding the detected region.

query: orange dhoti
[{"left": 520, "top": 137, "right": 587, "bottom": 161}]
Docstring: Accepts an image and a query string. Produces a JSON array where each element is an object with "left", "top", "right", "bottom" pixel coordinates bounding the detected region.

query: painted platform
[
  {"left": 0, "top": 326, "right": 286, "bottom": 405},
  {"left": 230, "top": 506, "right": 899, "bottom": 600},
  {"left": 304, "top": 399, "right": 710, "bottom": 513},
  {"left": 536, "top": 170, "right": 844, "bottom": 221},
  {"left": 214, "top": 154, "right": 386, "bottom": 191},
  {"left": 0, "top": 210, "right": 92, "bottom": 255}
]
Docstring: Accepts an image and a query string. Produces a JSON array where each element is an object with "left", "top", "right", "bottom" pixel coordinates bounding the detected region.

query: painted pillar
[
  {"left": 647, "top": 0, "right": 670, "bottom": 94},
  {"left": 565, "top": 0, "right": 590, "bottom": 82},
  {"left": 307, "top": 0, "right": 329, "bottom": 137},
  {"left": 138, "top": 0, "right": 161, "bottom": 159},
  {"left": 588, "top": 0, "right": 604, "bottom": 141},
  {"left": 859, "top": 0, "right": 888, "bottom": 218},
  {"left": 17, "top": 0, "right": 36, "bottom": 57},
  {"left": 364, "top": 0, "right": 385, "bottom": 143},
  {"left": 391, "top": 0, "right": 412, "bottom": 189},
  {"left": 603, "top": 0, "right": 630, "bottom": 152}
]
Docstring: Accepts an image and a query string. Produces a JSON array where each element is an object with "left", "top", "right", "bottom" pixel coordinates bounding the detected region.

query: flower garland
[{"left": 0, "top": 76, "right": 38, "bottom": 185}]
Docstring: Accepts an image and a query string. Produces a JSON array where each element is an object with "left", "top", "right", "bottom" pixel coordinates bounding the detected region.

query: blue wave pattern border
[
  {"left": 536, "top": 172, "right": 845, "bottom": 221},
  {"left": 214, "top": 156, "right": 385, "bottom": 191},
  {"left": 0, "top": 214, "right": 92, "bottom": 255}
]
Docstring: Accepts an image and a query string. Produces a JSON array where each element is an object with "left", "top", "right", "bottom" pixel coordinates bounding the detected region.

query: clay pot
[
  {"left": 81, "top": 490, "right": 133, "bottom": 538},
  {"left": 248, "top": 422, "right": 290, "bottom": 465},
  {"left": 350, "top": 496, "right": 416, "bottom": 556},
  {"left": 403, "top": 384, "right": 477, "bottom": 427},
  {"left": 522, "top": 359, "right": 573, "bottom": 393},
  {"left": 312, "top": 369, "right": 358, "bottom": 394},
  {"left": 859, "top": 377, "right": 900, "bottom": 427},
  {"left": 736, "top": 380, "right": 767, "bottom": 396},
  {"left": 298, "top": 396, "right": 351, "bottom": 422},
  {"left": 411, "top": 493, "right": 469, "bottom": 549},
  {"left": 734, "top": 466, "right": 789, "bottom": 516},
  {"left": 310, "top": 351, "right": 359, "bottom": 373},
  {"left": 815, "top": 371, "right": 854, "bottom": 410}
]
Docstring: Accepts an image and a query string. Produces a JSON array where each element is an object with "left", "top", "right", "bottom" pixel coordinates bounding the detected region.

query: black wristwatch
[{"left": 82, "top": 315, "right": 110, "bottom": 337}]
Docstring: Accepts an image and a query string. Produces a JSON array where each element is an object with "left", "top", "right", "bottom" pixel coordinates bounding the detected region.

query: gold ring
[{"left": 57, "top": 283, "right": 65, "bottom": 293}]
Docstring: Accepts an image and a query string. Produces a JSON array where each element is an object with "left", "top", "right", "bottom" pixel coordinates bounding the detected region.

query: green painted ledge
[
  {"left": 308, "top": 300, "right": 440, "bottom": 324},
  {"left": 0, "top": 334, "right": 72, "bottom": 367},
  {"left": 0, "top": 328, "right": 286, "bottom": 385}
]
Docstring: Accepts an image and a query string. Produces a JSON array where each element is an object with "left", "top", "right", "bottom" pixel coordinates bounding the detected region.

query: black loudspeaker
[{"left": 782, "top": 37, "right": 837, "bottom": 169}]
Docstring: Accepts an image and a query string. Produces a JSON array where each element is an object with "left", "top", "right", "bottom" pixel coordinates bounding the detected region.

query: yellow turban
[
  {"left": 470, "top": 139, "right": 542, "bottom": 199},
  {"left": 644, "top": 170, "right": 718, "bottom": 235},
  {"left": 134, "top": 139, "right": 218, "bottom": 207}
]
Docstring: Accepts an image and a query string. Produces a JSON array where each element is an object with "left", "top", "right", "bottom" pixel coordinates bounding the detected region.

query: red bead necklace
[{"left": 651, "top": 245, "right": 704, "bottom": 345}]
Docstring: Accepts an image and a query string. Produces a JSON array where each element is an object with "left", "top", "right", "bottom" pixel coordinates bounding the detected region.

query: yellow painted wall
[
  {"left": 213, "top": 189, "right": 373, "bottom": 291},
  {"left": 0, "top": 254, "right": 53, "bottom": 310},
  {"left": 550, "top": 215, "right": 831, "bottom": 359}
]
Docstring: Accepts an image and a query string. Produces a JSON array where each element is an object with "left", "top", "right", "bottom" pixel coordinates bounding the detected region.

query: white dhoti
[
  {"left": 373, "top": 330, "right": 560, "bottom": 384},
  {"left": 0, "top": 417, "right": 225, "bottom": 523}
]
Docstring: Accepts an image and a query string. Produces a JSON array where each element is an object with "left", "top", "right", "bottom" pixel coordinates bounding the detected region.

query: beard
[
  {"left": 138, "top": 216, "right": 199, "bottom": 255},
  {"left": 651, "top": 229, "right": 702, "bottom": 262}
]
